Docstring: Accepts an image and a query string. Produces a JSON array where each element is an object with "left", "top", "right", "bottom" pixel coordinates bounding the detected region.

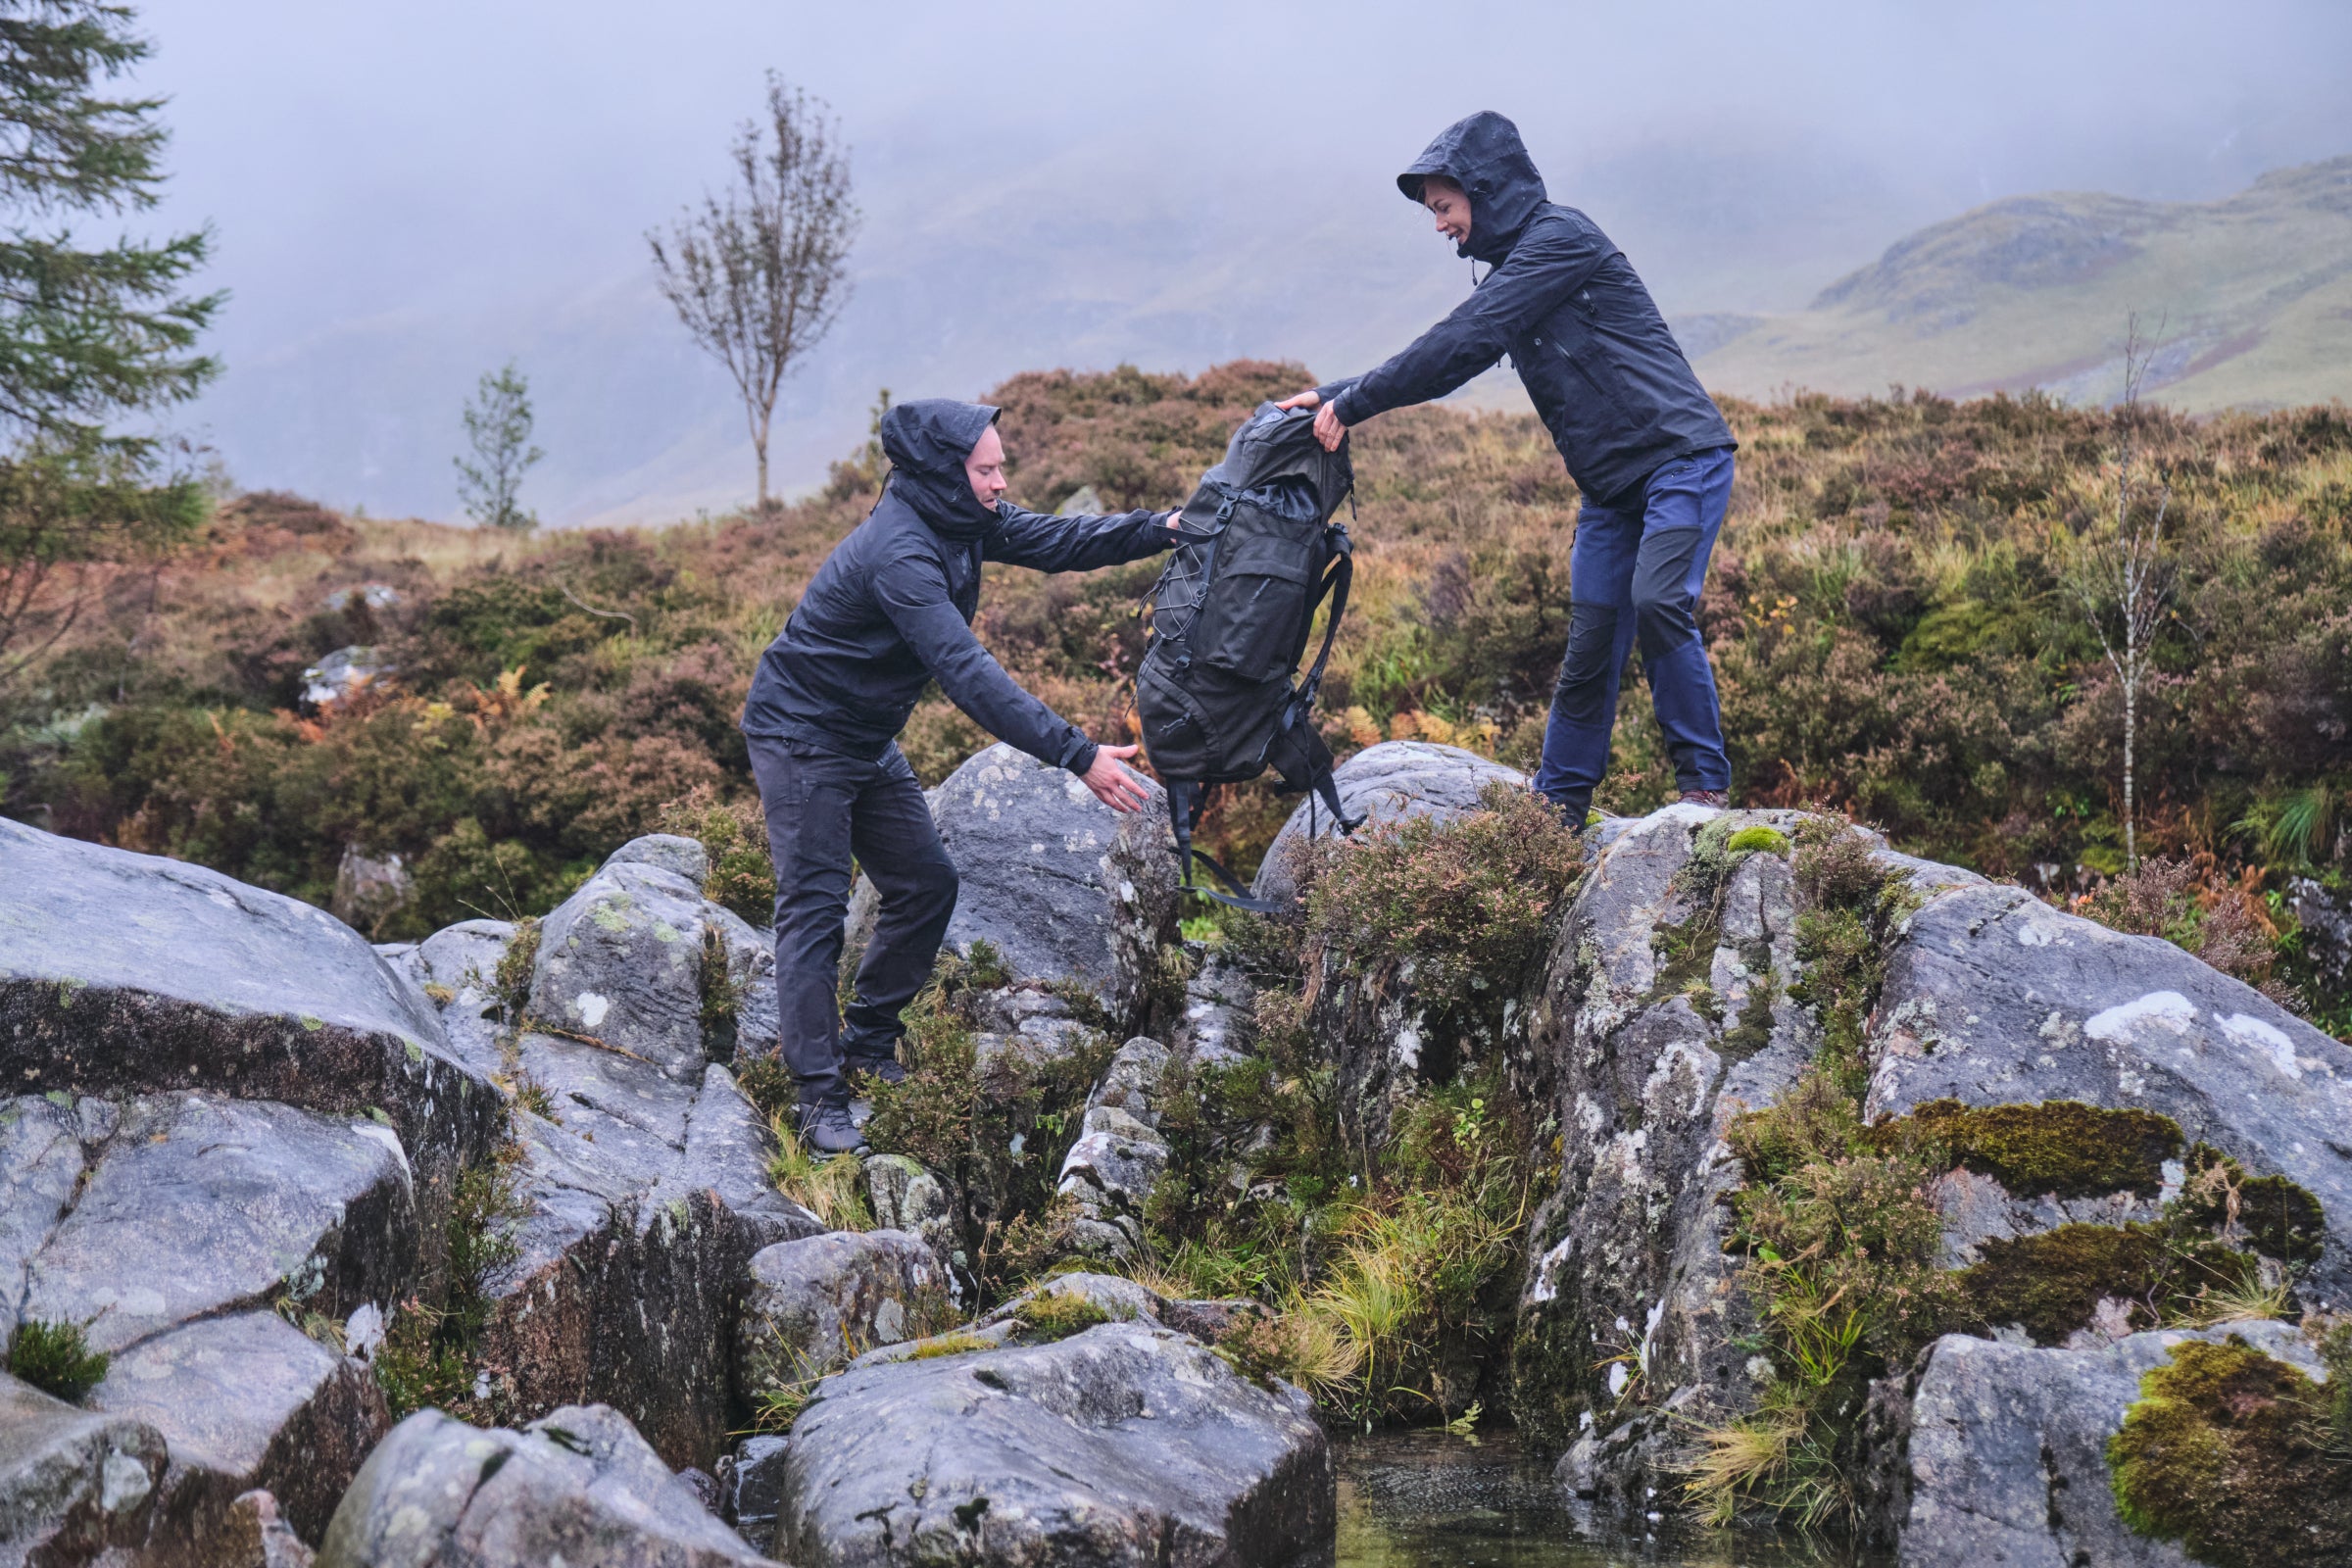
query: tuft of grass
[
  {"left": 699, "top": 922, "right": 743, "bottom": 1053},
  {"left": 906, "top": 1332, "right": 995, "bottom": 1361},
  {"left": 494, "top": 917, "right": 539, "bottom": 1023},
  {"left": 767, "top": 1114, "right": 873, "bottom": 1231},
  {"left": 374, "top": 1138, "right": 528, "bottom": 1421},
  {"left": 4, "top": 1317, "right": 109, "bottom": 1403},
  {"left": 658, "top": 787, "right": 775, "bottom": 926}
]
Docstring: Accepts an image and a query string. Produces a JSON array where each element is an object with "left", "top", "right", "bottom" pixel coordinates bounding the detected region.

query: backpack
[{"left": 1137, "top": 402, "right": 1363, "bottom": 909}]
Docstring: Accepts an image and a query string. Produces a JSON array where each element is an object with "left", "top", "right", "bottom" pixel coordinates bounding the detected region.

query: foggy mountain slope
[{"left": 1690, "top": 154, "right": 2352, "bottom": 410}]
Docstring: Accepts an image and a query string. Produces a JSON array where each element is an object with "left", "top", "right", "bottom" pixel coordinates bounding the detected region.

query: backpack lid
[{"left": 1198, "top": 403, "right": 1353, "bottom": 521}]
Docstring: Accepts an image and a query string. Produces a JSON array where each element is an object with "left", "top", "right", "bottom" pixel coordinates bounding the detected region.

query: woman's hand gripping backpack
[{"left": 1137, "top": 402, "right": 1362, "bottom": 909}]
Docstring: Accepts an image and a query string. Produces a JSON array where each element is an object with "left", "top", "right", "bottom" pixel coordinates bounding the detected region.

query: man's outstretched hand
[
  {"left": 1082, "top": 743, "right": 1152, "bottom": 813},
  {"left": 1276, "top": 389, "right": 1346, "bottom": 452}
]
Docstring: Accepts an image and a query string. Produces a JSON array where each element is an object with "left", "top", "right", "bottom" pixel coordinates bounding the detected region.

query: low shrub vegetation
[{"left": 3, "top": 1316, "right": 109, "bottom": 1403}]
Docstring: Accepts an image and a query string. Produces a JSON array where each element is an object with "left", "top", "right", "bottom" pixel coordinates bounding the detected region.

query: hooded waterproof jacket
[
  {"left": 1326, "top": 112, "right": 1733, "bottom": 506},
  {"left": 740, "top": 398, "right": 1173, "bottom": 773}
]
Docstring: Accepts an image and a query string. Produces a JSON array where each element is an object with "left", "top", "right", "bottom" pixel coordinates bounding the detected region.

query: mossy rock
[
  {"left": 1956, "top": 1223, "right": 2254, "bottom": 1345},
  {"left": 1889, "top": 1099, "right": 2182, "bottom": 1200},
  {"left": 2108, "top": 1334, "right": 2352, "bottom": 1568},
  {"left": 1724, "top": 825, "right": 1789, "bottom": 856},
  {"left": 2178, "top": 1145, "right": 2328, "bottom": 1268}
]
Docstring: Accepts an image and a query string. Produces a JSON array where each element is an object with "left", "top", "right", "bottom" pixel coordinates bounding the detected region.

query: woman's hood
[{"left": 1396, "top": 111, "right": 1548, "bottom": 265}]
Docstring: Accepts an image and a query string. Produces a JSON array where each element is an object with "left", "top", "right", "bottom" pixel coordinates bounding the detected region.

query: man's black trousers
[{"left": 746, "top": 734, "right": 958, "bottom": 1109}]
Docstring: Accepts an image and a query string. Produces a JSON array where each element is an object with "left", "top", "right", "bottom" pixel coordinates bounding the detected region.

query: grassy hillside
[
  {"left": 5, "top": 363, "right": 2350, "bottom": 1027},
  {"left": 1692, "top": 155, "right": 2352, "bottom": 413}
]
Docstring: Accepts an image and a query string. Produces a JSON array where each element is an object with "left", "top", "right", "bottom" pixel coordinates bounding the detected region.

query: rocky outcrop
[
  {"left": 736, "top": 1230, "right": 953, "bottom": 1397},
  {"left": 0, "top": 1370, "right": 168, "bottom": 1567},
  {"left": 863, "top": 1156, "right": 955, "bottom": 1260},
  {"left": 775, "top": 1321, "right": 1332, "bottom": 1568},
  {"left": 1055, "top": 1037, "right": 1175, "bottom": 1259},
  {"left": 318, "top": 1404, "right": 764, "bottom": 1568},
  {"left": 1869, "top": 882, "right": 2352, "bottom": 1307},
  {"left": 0, "top": 819, "right": 504, "bottom": 1270},
  {"left": 1879, "top": 1321, "right": 2329, "bottom": 1567},
  {"left": 1250, "top": 740, "right": 1525, "bottom": 910},
  {"left": 926, "top": 743, "right": 1181, "bottom": 1024},
  {"left": 529, "top": 834, "right": 722, "bottom": 1076}
]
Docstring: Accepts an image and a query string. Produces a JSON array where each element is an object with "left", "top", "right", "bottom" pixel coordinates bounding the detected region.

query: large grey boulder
[
  {"left": 1869, "top": 882, "right": 2352, "bottom": 1307},
  {"left": 1250, "top": 741, "right": 1525, "bottom": 910},
  {"left": 925, "top": 742, "right": 1181, "bottom": 1022},
  {"left": 318, "top": 1403, "right": 764, "bottom": 1568},
  {"left": 736, "top": 1230, "right": 953, "bottom": 1400},
  {"left": 378, "top": 918, "right": 517, "bottom": 1080},
  {"left": 776, "top": 1321, "right": 1332, "bottom": 1568},
  {"left": 478, "top": 1054, "right": 819, "bottom": 1468},
  {"left": 0, "top": 1370, "right": 168, "bottom": 1567},
  {"left": 530, "top": 836, "right": 714, "bottom": 1077},
  {"left": 526, "top": 836, "right": 780, "bottom": 1077},
  {"left": 87, "top": 1310, "right": 388, "bottom": 1554},
  {"left": 10, "top": 1094, "right": 416, "bottom": 1355},
  {"left": 0, "top": 819, "right": 503, "bottom": 1259},
  {"left": 1881, "top": 1321, "right": 2328, "bottom": 1567}
]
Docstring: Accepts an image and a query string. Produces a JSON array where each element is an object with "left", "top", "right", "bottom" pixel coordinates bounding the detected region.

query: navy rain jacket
[
  {"left": 740, "top": 398, "right": 1174, "bottom": 775},
  {"left": 1326, "top": 112, "right": 1734, "bottom": 506}
]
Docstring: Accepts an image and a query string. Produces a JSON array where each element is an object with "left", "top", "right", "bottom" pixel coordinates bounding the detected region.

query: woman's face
[
  {"left": 964, "top": 424, "right": 1008, "bottom": 509},
  {"left": 1424, "top": 178, "right": 1472, "bottom": 245}
]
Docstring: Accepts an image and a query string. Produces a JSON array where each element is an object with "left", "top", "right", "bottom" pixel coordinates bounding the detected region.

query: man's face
[
  {"left": 964, "top": 424, "right": 1007, "bottom": 509},
  {"left": 1424, "top": 178, "right": 1471, "bottom": 245}
]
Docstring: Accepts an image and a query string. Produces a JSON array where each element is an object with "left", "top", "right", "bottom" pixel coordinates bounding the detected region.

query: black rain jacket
[
  {"left": 740, "top": 398, "right": 1173, "bottom": 774},
  {"left": 1326, "top": 112, "right": 1734, "bottom": 506}
]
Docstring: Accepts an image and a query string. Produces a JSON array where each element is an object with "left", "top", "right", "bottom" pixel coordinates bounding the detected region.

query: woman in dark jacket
[
  {"left": 740, "top": 398, "right": 1175, "bottom": 1152},
  {"left": 1283, "top": 111, "right": 1738, "bottom": 823}
]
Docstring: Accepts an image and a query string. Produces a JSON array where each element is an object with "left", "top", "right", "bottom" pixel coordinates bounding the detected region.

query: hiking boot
[
  {"left": 796, "top": 1100, "right": 868, "bottom": 1157},
  {"left": 1680, "top": 790, "right": 1730, "bottom": 808},
  {"left": 843, "top": 1052, "right": 906, "bottom": 1088}
]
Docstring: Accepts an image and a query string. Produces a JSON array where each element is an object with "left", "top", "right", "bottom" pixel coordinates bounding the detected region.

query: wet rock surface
[
  {"left": 927, "top": 743, "right": 1180, "bottom": 1023},
  {"left": 1251, "top": 740, "right": 1525, "bottom": 911},
  {"left": 318, "top": 1404, "right": 764, "bottom": 1568},
  {"left": 0, "top": 819, "right": 503, "bottom": 1248},
  {"left": 0, "top": 1370, "right": 169, "bottom": 1567},
  {"left": 777, "top": 1321, "right": 1333, "bottom": 1568}
]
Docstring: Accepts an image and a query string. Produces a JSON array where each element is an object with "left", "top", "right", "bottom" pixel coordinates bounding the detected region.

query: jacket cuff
[{"left": 1065, "top": 738, "right": 1101, "bottom": 777}]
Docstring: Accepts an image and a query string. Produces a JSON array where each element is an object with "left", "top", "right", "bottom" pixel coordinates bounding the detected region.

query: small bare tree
[
  {"left": 2071, "top": 316, "right": 2176, "bottom": 871},
  {"left": 649, "top": 76, "right": 857, "bottom": 511}
]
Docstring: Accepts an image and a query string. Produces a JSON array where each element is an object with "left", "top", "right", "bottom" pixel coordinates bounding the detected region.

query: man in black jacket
[
  {"left": 1283, "top": 111, "right": 1738, "bottom": 823},
  {"left": 740, "top": 398, "right": 1176, "bottom": 1152}
]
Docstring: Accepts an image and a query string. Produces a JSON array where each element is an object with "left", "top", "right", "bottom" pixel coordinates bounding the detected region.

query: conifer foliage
[{"left": 0, "top": 0, "right": 217, "bottom": 693}]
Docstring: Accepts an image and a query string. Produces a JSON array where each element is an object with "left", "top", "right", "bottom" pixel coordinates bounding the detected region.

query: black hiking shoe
[
  {"left": 843, "top": 1052, "right": 906, "bottom": 1088},
  {"left": 796, "top": 1100, "right": 868, "bottom": 1158}
]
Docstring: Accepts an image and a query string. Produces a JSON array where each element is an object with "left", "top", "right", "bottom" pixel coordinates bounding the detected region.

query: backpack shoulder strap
[{"left": 1165, "top": 777, "right": 1280, "bottom": 913}]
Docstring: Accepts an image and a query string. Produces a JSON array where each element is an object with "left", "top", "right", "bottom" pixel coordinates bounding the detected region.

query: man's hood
[
  {"left": 879, "top": 398, "right": 1001, "bottom": 540},
  {"left": 879, "top": 399, "right": 999, "bottom": 474},
  {"left": 1396, "top": 111, "right": 1547, "bottom": 265}
]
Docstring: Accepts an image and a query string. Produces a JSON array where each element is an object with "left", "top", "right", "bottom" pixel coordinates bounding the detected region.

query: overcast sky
[{"left": 127, "top": 0, "right": 2352, "bottom": 523}]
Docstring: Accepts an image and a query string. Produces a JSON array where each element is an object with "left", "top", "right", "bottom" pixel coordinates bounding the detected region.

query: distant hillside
[{"left": 1688, "top": 155, "right": 2352, "bottom": 411}]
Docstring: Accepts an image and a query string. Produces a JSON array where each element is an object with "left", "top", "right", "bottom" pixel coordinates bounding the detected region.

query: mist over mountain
[{"left": 133, "top": 0, "right": 2352, "bottom": 525}]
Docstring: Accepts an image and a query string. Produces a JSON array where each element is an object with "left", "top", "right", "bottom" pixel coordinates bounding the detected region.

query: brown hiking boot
[{"left": 1680, "top": 790, "right": 1730, "bottom": 808}]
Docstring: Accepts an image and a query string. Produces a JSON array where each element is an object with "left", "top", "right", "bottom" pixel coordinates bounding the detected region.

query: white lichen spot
[
  {"left": 1607, "top": 1362, "right": 1631, "bottom": 1397},
  {"left": 2085, "top": 991, "right": 2197, "bottom": 1043},
  {"left": 2219, "top": 1012, "right": 2303, "bottom": 1079},
  {"left": 2117, "top": 1068, "right": 2146, "bottom": 1097},
  {"left": 1393, "top": 1025, "right": 1422, "bottom": 1071},
  {"left": 576, "top": 992, "right": 611, "bottom": 1027},
  {"left": 2159, "top": 1158, "right": 2185, "bottom": 1205},
  {"left": 1744, "top": 1355, "right": 1775, "bottom": 1383}
]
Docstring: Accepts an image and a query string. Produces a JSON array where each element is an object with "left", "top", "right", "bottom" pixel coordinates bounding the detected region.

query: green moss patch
[
  {"left": 2178, "top": 1145, "right": 2327, "bottom": 1268},
  {"left": 1955, "top": 1223, "right": 2262, "bottom": 1345},
  {"left": 1726, "top": 825, "right": 1790, "bottom": 856},
  {"left": 1891, "top": 1099, "right": 2182, "bottom": 1200},
  {"left": 2108, "top": 1335, "right": 2352, "bottom": 1568},
  {"left": 1013, "top": 1293, "right": 1113, "bottom": 1343}
]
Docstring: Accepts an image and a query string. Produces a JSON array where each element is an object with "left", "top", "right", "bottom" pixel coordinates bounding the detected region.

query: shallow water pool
[{"left": 1334, "top": 1429, "right": 1886, "bottom": 1568}]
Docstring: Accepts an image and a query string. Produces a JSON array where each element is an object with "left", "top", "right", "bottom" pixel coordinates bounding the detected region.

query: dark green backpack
[{"left": 1137, "top": 403, "right": 1361, "bottom": 908}]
